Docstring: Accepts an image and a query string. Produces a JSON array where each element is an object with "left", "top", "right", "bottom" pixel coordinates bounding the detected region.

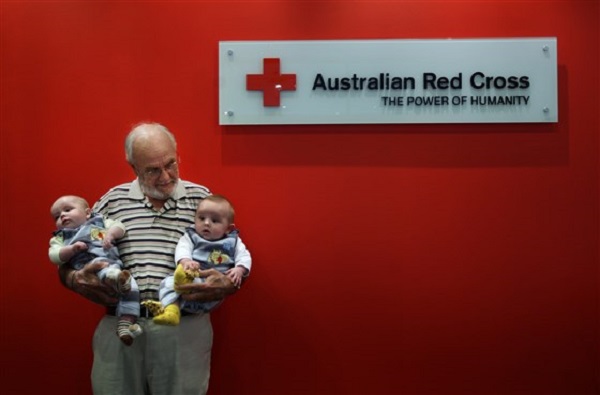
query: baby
[
  {"left": 144, "top": 195, "right": 252, "bottom": 325},
  {"left": 49, "top": 195, "right": 142, "bottom": 345}
]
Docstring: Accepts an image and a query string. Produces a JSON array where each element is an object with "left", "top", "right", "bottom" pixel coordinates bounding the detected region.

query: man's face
[{"left": 132, "top": 133, "right": 179, "bottom": 201}]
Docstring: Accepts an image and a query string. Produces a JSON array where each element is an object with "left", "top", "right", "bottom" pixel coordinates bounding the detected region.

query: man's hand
[
  {"left": 58, "top": 261, "right": 119, "bottom": 306},
  {"left": 179, "top": 269, "right": 238, "bottom": 303}
]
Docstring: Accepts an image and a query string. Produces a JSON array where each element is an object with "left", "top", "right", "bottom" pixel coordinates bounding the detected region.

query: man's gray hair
[{"left": 124, "top": 122, "right": 177, "bottom": 165}]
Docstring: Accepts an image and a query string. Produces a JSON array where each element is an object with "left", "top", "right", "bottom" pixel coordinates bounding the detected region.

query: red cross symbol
[{"left": 246, "top": 58, "right": 296, "bottom": 107}]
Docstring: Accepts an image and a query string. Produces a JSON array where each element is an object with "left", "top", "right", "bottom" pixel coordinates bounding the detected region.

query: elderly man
[{"left": 59, "top": 122, "right": 238, "bottom": 395}]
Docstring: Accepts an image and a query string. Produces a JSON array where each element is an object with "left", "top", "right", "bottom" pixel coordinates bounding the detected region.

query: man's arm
[
  {"left": 178, "top": 269, "right": 240, "bottom": 303},
  {"left": 58, "top": 261, "right": 119, "bottom": 306}
]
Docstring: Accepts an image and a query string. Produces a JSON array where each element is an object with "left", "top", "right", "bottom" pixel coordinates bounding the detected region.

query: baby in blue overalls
[
  {"left": 143, "top": 194, "right": 252, "bottom": 325},
  {"left": 49, "top": 195, "right": 142, "bottom": 345}
]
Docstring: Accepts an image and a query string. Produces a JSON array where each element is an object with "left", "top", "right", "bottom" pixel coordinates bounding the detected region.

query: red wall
[{"left": 1, "top": 1, "right": 598, "bottom": 394}]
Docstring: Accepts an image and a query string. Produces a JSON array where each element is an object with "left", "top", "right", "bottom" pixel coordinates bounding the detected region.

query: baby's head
[
  {"left": 50, "top": 195, "right": 91, "bottom": 229},
  {"left": 194, "top": 195, "right": 236, "bottom": 241}
]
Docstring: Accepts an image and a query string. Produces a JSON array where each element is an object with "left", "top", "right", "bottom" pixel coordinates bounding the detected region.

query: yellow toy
[{"left": 141, "top": 264, "right": 197, "bottom": 325}]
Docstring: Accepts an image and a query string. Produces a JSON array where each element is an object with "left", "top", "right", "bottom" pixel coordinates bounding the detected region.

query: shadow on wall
[{"left": 221, "top": 67, "right": 568, "bottom": 169}]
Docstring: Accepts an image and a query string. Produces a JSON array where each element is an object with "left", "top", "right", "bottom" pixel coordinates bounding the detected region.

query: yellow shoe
[
  {"left": 141, "top": 300, "right": 164, "bottom": 316},
  {"left": 153, "top": 304, "right": 181, "bottom": 326}
]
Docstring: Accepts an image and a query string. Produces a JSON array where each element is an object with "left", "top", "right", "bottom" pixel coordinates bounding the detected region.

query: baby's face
[
  {"left": 194, "top": 200, "right": 233, "bottom": 241},
  {"left": 51, "top": 197, "right": 90, "bottom": 229}
]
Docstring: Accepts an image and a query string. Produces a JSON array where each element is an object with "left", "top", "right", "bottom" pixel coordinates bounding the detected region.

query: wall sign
[{"left": 219, "top": 38, "right": 558, "bottom": 125}]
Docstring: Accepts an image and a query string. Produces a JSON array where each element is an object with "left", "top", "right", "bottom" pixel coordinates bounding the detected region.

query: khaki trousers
[{"left": 91, "top": 313, "right": 213, "bottom": 395}]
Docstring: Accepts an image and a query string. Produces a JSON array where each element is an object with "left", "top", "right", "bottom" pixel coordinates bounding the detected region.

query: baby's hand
[
  {"left": 102, "top": 235, "right": 115, "bottom": 249},
  {"left": 226, "top": 267, "right": 246, "bottom": 288},
  {"left": 72, "top": 241, "right": 88, "bottom": 253},
  {"left": 181, "top": 259, "right": 200, "bottom": 272}
]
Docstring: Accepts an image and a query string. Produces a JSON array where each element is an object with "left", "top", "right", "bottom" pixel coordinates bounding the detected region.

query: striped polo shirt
[{"left": 93, "top": 179, "right": 210, "bottom": 301}]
